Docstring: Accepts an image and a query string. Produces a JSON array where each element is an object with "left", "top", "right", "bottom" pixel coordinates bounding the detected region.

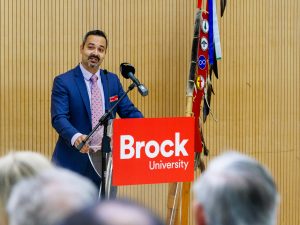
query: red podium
[{"left": 112, "top": 117, "right": 195, "bottom": 186}]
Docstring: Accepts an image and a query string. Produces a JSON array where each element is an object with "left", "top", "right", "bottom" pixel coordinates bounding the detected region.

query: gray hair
[
  {"left": 7, "top": 168, "right": 98, "bottom": 225},
  {"left": 0, "top": 151, "right": 52, "bottom": 209},
  {"left": 59, "top": 199, "right": 165, "bottom": 225},
  {"left": 193, "top": 151, "right": 279, "bottom": 225}
]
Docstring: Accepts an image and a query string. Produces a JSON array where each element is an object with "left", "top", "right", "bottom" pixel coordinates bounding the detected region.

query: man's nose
[{"left": 92, "top": 49, "right": 100, "bottom": 55}]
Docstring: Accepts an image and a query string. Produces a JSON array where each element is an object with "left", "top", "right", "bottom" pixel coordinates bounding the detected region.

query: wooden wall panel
[
  {"left": 0, "top": 0, "right": 299, "bottom": 224},
  {"left": 203, "top": 1, "right": 300, "bottom": 225}
]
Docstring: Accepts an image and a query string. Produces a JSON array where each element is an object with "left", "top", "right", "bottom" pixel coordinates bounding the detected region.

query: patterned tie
[{"left": 90, "top": 74, "right": 104, "bottom": 149}]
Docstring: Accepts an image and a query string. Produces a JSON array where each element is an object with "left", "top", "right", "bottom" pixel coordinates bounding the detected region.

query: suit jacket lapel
[
  {"left": 73, "top": 65, "right": 92, "bottom": 122},
  {"left": 100, "top": 69, "right": 110, "bottom": 111}
]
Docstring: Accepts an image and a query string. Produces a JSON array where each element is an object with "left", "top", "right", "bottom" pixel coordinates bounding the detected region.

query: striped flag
[{"left": 192, "top": 0, "right": 222, "bottom": 152}]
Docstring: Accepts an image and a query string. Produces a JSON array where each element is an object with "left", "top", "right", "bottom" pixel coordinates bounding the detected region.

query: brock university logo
[
  {"left": 113, "top": 117, "right": 195, "bottom": 185},
  {"left": 120, "top": 133, "right": 190, "bottom": 170}
]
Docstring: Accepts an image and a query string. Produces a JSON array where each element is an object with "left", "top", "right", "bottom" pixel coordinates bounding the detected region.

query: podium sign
[{"left": 112, "top": 117, "right": 194, "bottom": 185}]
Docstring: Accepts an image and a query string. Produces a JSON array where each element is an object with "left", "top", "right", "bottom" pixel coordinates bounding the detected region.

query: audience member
[
  {"left": 7, "top": 168, "right": 98, "bottom": 225},
  {"left": 0, "top": 151, "right": 52, "bottom": 225},
  {"left": 58, "top": 199, "right": 165, "bottom": 225},
  {"left": 193, "top": 151, "right": 279, "bottom": 225}
]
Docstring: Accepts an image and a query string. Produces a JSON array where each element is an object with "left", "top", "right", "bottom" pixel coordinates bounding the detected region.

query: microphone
[{"left": 120, "top": 63, "right": 148, "bottom": 96}]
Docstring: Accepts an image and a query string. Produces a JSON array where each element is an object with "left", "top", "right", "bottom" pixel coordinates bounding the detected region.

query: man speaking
[{"left": 51, "top": 30, "right": 143, "bottom": 189}]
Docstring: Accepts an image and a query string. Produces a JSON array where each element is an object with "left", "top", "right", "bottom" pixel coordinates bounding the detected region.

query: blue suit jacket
[{"left": 51, "top": 65, "right": 143, "bottom": 182}]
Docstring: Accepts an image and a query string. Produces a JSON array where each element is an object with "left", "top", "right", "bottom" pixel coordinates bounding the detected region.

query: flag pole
[{"left": 181, "top": 0, "right": 203, "bottom": 223}]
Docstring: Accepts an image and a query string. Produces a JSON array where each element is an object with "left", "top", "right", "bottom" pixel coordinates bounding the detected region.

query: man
[
  {"left": 51, "top": 30, "right": 143, "bottom": 188},
  {"left": 193, "top": 151, "right": 279, "bottom": 225},
  {"left": 58, "top": 199, "right": 165, "bottom": 225},
  {"left": 7, "top": 168, "right": 98, "bottom": 225}
]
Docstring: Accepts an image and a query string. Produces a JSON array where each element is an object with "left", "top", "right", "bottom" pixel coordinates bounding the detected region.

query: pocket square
[{"left": 109, "top": 95, "right": 118, "bottom": 102}]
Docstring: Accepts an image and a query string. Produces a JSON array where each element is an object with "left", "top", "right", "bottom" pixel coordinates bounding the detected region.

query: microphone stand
[{"left": 77, "top": 82, "right": 136, "bottom": 199}]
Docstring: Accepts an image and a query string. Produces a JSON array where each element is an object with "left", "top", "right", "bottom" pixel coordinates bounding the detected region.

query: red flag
[{"left": 192, "top": 0, "right": 209, "bottom": 152}]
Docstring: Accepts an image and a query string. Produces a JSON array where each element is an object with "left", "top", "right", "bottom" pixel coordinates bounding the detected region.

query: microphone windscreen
[{"left": 120, "top": 63, "right": 135, "bottom": 79}]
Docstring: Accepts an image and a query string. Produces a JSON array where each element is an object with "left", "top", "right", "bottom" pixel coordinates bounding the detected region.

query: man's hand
[{"left": 74, "top": 135, "right": 89, "bottom": 153}]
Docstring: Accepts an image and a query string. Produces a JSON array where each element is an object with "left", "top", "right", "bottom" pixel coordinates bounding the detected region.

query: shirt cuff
[{"left": 71, "top": 133, "right": 82, "bottom": 146}]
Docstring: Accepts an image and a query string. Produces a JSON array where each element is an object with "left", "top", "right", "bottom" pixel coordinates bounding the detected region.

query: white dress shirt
[{"left": 71, "top": 64, "right": 106, "bottom": 146}]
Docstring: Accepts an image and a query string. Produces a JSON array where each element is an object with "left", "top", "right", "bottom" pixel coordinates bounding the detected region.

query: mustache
[{"left": 88, "top": 55, "right": 100, "bottom": 61}]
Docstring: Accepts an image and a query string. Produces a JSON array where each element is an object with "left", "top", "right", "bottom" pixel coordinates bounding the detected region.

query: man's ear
[{"left": 193, "top": 203, "right": 206, "bottom": 225}]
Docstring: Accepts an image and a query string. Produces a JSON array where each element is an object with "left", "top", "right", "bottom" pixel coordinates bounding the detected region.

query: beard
[
  {"left": 88, "top": 61, "right": 99, "bottom": 68},
  {"left": 88, "top": 55, "right": 100, "bottom": 68}
]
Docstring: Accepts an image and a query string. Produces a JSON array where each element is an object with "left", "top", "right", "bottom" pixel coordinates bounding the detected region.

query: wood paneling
[{"left": 0, "top": 0, "right": 299, "bottom": 224}]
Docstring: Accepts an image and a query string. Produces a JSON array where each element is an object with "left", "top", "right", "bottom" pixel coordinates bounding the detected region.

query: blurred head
[
  {"left": 58, "top": 199, "right": 165, "bottom": 225},
  {"left": 80, "top": 30, "right": 108, "bottom": 74},
  {"left": 193, "top": 151, "right": 279, "bottom": 225},
  {"left": 0, "top": 151, "right": 52, "bottom": 225},
  {"left": 7, "top": 168, "right": 98, "bottom": 225}
]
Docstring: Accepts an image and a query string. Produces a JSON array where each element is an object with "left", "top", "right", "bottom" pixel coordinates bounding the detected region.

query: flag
[
  {"left": 192, "top": 0, "right": 208, "bottom": 152},
  {"left": 193, "top": 0, "right": 222, "bottom": 152}
]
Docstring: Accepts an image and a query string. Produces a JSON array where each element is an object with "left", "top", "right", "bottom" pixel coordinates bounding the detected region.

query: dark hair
[{"left": 82, "top": 30, "right": 108, "bottom": 47}]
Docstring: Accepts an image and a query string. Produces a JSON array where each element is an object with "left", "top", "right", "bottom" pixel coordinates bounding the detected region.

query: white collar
[{"left": 79, "top": 63, "right": 100, "bottom": 81}]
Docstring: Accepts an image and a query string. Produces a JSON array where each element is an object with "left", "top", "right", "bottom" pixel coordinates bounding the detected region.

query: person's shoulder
[
  {"left": 103, "top": 70, "right": 120, "bottom": 82},
  {"left": 54, "top": 65, "right": 80, "bottom": 81},
  {"left": 105, "top": 70, "right": 118, "bottom": 78}
]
